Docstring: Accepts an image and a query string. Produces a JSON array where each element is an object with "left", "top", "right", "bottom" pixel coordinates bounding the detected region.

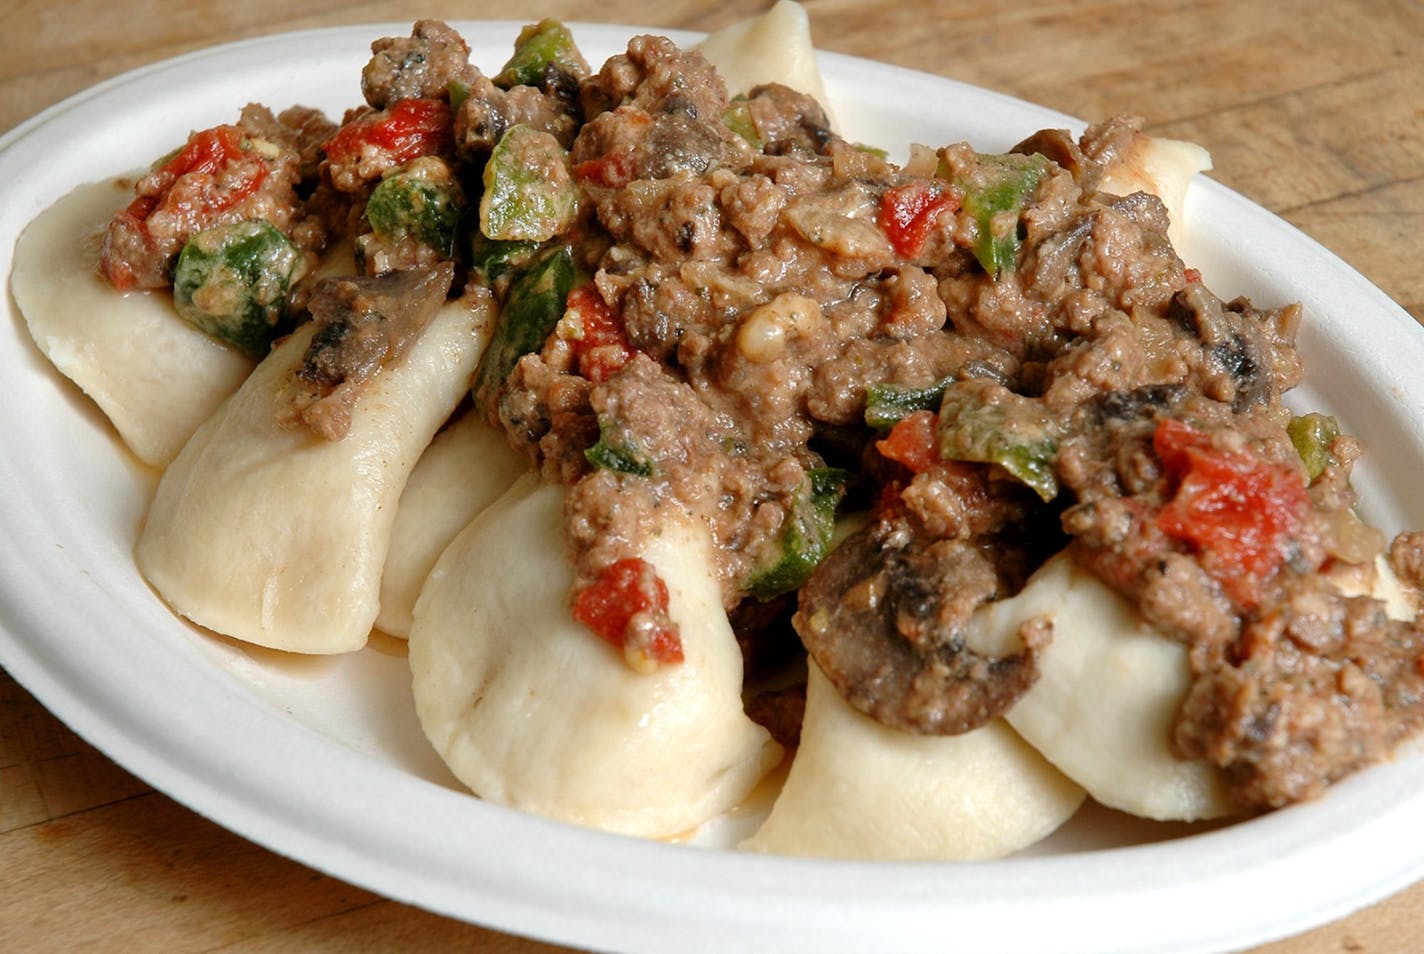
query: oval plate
[{"left": 3, "top": 21, "right": 1424, "bottom": 954}]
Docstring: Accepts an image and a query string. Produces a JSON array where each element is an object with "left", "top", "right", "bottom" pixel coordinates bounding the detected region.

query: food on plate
[
  {"left": 409, "top": 475, "right": 781, "bottom": 837},
  {"left": 96, "top": 105, "right": 324, "bottom": 292},
  {"left": 968, "top": 550, "right": 1419, "bottom": 821},
  {"left": 742, "top": 661, "right": 1085, "bottom": 859},
  {"left": 13, "top": 3, "right": 1424, "bottom": 857}
]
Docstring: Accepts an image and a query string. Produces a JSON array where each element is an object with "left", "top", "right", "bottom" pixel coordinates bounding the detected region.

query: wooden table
[{"left": 2, "top": 1, "right": 1421, "bottom": 950}]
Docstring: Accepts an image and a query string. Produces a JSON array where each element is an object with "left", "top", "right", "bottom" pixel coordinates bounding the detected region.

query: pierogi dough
[
  {"left": 964, "top": 552, "right": 1235, "bottom": 821},
  {"left": 136, "top": 293, "right": 492, "bottom": 654},
  {"left": 1097, "top": 135, "right": 1212, "bottom": 249},
  {"left": 11, "top": 180, "right": 255, "bottom": 467},
  {"left": 408, "top": 475, "right": 782, "bottom": 839},
  {"left": 376, "top": 412, "right": 530, "bottom": 638},
  {"left": 697, "top": 0, "right": 833, "bottom": 116},
  {"left": 742, "top": 662, "right": 1085, "bottom": 860}
]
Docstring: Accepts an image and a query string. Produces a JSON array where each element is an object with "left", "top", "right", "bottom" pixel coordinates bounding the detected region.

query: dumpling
[
  {"left": 1096, "top": 134, "right": 1213, "bottom": 249},
  {"left": 376, "top": 411, "right": 529, "bottom": 638},
  {"left": 742, "top": 662, "right": 1085, "bottom": 860},
  {"left": 697, "top": 0, "right": 833, "bottom": 118},
  {"left": 1328, "top": 553, "right": 1418, "bottom": 622},
  {"left": 963, "top": 552, "right": 1235, "bottom": 821},
  {"left": 965, "top": 550, "right": 1420, "bottom": 821},
  {"left": 408, "top": 475, "right": 782, "bottom": 838},
  {"left": 10, "top": 180, "right": 255, "bottom": 467},
  {"left": 135, "top": 288, "right": 492, "bottom": 654}
]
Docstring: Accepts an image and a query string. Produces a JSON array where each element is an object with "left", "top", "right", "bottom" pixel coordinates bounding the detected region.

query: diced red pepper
[
  {"left": 323, "top": 98, "right": 452, "bottom": 169},
  {"left": 573, "top": 151, "right": 638, "bottom": 189},
  {"left": 1153, "top": 418, "right": 1309, "bottom": 608},
  {"left": 572, "top": 557, "right": 684, "bottom": 667},
  {"left": 143, "top": 125, "right": 260, "bottom": 213},
  {"left": 1183, "top": 267, "right": 1203, "bottom": 284},
  {"left": 876, "top": 409, "right": 941, "bottom": 474},
  {"left": 879, "top": 180, "right": 960, "bottom": 258},
  {"left": 571, "top": 107, "right": 649, "bottom": 189},
  {"left": 133, "top": 125, "right": 259, "bottom": 216},
  {"left": 164, "top": 126, "right": 246, "bottom": 176},
  {"left": 101, "top": 124, "right": 268, "bottom": 289},
  {"left": 564, "top": 285, "right": 635, "bottom": 383},
  {"left": 873, "top": 410, "right": 994, "bottom": 523}
]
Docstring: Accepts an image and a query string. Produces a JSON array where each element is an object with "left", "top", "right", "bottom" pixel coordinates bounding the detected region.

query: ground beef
[
  {"left": 557, "top": 352, "right": 821, "bottom": 598},
  {"left": 456, "top": 77, "right": 583, "bottom": 157},
  {"left": 1391, "top": 531, "right": 1424, "bottom": 591},
  {"left": 499, "top": 352, "right": 597, "bottom": 483},
  {"left": 572, "top": 35, "right": 755, "bottom": 191},
  {"left": 741, "top": 83, "right": 836, "bottom": 156},
  {"left": 581, "top": 34, "right": 729, "bottom": 122},
  {"left": 1174, "top": 576, "right": 1424, "bottom": 808},
  {"left": 99, "top": 105, "right": 305, "bottom": 290},
  {"left": 361, "top": 20, "right": 480, "bottom": 109}
]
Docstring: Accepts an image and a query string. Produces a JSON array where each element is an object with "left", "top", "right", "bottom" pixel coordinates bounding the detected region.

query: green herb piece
[
  {"left": 469, "top": 233, "right": 541, "bottom": 282},
  {"left": 865, "top": 377, "right": 954, "bottom": 430},
  {"left": 447, "top": 79, "right": 471, "bottom": 114},
  {"left": 585, "top": 417, "right": 656, "bottom": 476},
  {"left": 364, "top": 156, "right": 465, "bottom": 258},
  {"left": 723, "top": 99, "right": 763, "bottom": 151},
  {"left": 493, "top": 20, "right": 587, "bottom": 90}
]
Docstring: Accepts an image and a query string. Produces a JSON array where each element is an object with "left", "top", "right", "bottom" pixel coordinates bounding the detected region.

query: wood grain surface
[{"left": 3, "top": 1, "right": 1422, "bottom": 951}]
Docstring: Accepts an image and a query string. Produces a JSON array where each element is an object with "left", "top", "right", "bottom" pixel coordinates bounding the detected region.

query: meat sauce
[{"left": 98, "top": 18, "right": 1424, "bottom": 813}]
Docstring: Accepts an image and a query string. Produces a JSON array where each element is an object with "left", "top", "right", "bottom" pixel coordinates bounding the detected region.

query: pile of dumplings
[{"left": 20, "top": 2, "right": 1388, "bottom": 861}]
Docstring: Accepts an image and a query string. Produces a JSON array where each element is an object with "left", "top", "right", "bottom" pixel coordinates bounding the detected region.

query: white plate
[{"left": 4, "top": 21, "right": 1424, "bottom": 954}]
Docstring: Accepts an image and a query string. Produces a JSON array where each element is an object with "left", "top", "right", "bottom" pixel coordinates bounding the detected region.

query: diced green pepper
[
  {"left": 172, "top": 219, "right": 306, "bottom": 358},
  {"left": 364, "top": 156, "right": 465, "bottom": 258},
  {"left": 723, "top": 99, "right": 764, "bottom": 151},
  {"left": 480, "top": 124, "right": 580, "bottom": 243},
  {"left": 469, "top": 232, "right": 541, "bottom": 283},
  {"left": 585, "top": 417, "right": 656, "bottom": 476},
  {"left": 745, "top": 467, "right": 849, "bottom": 600},
  {"left": 447, "top": 79, "right": 471, "bottom": 114},
  {"left": 1287, "top": 412, "right": 1340, "bottom": 481},
  {"left": 937, "top": 379, "right": 1059, "bottom": 501},
  {"left": 864, "top": 377, "right": 953, "bottom": 430},
  {"left": 472, "top": 244, "right": 577, "bottom": 415},
  {"left": 493, "top": 20, "right": 587, "bottom": 90},
  {"left": 945, "top": 151, "right": 1048, "bottom": 279}
]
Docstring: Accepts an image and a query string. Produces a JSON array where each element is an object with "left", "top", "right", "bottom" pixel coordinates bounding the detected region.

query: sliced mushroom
[
  {"left": 793, "top": 518, "right": 1043, "bottom": 735},
  {"left": 280, "top": 261, "right": 456, "bottom": 440}
]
